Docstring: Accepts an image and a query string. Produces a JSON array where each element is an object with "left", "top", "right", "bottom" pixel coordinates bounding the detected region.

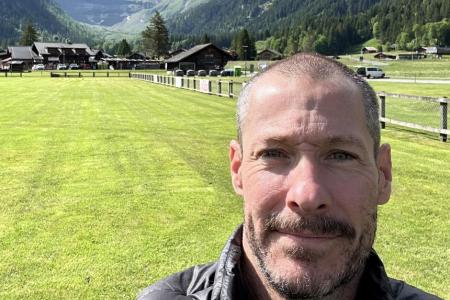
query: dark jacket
[{"left": 138, "top": 226, "right": 441, "bottom": 300}]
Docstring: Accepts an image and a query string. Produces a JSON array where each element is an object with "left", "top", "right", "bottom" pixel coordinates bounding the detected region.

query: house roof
[
  {"left": 425, "top": 46, "right": 450, "bottom": 54},
  {"left": 362, "top": 46, "right": 378, "bottom": 51},
  {"left": 258, "top": 48, "right": 283, "bottom": 57},
  {"left": 374, "top": 52, "right": 396, "bottom": 59},
  {"left": 165, "top": 43, "right": 231, "bottom": 63},
  {"left": 168, "top": 48, "right": 186, "bottom": 56},
  {"left": 128, "top": 52, "right": 147, "bottom": 59},
  {"left": 33, "top": 42, "right": 94, "bottom": 56},
  {"left": 91, "top": 49, "right": 113, "bottom": 58},
  {"left": 7, "top": 46, "right": 41, "bottom": 61}
]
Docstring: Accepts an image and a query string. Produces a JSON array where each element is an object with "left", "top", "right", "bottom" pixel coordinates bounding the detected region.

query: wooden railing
[
  {"left": 130, "top": 73, "right": 244, "bottom": 99},
  {"left": 378, "top": 92, "right": 448, "bottom": 142}
]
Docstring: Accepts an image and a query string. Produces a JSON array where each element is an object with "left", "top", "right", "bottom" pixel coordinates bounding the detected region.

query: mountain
[
  {"left": 0, "top": 0, "right": 99, "bottom": 48},
  {"left": 53, "top": 0, "right": 159, "bottom": 26},
  {"left": 53, "top": 0, "right": 210, "bottom": 32},
  {"left": 1, "top": 0, "right": 448, "bottom": 55}
]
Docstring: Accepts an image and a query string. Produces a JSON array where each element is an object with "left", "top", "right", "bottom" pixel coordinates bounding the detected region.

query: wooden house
[
  {"left": 0, "top": 46, "right": 43, "bottom": 72},
  {"left": 256, "top": 49, "right": 283, "bottom": 60},
  {"left": 164, "top": 43, "right": 232, "bottom": 71}
]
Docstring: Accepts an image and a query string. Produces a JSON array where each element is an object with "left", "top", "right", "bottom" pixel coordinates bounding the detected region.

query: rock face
[{"left": 54, "top": 0, "right": 158, "bottom": 26}]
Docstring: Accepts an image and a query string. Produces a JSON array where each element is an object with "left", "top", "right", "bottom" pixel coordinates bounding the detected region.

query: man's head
[{"left": 229, "top": 53, "right": 392, "bottom": 299}]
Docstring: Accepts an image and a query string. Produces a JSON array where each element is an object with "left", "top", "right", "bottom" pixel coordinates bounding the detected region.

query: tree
[
  {"left": 19, "top": 22, "right": 38, "bottom": 46},
  {"left": 313, "top": 34, "right": 329, "bottom": 54},
  {"left": 201, "top": 33, "right": 211, "bottom": 44},
  {"left": 232, "top": 29, "right": 257, "bottom": 60},
  {"left": 142, "top": 11, "right": 169, "bottom": 58},
  {"left": 117, "top": 39, "right": 132, "bottom": 56}
]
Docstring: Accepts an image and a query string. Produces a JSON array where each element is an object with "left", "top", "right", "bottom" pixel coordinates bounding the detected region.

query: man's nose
[{"left": 285, "top": 158, "right": 332, "bottom": 214}]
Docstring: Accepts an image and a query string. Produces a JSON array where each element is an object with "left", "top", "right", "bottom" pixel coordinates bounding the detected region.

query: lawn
[
  {"left": 339, "top": 54, "right": 450, "bottom": 80},
  {"left": 0, "top": 78, "right": 448, "bottom": 299}
]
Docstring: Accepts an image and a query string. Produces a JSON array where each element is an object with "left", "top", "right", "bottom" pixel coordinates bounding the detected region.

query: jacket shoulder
[
  {"left": 389, "top": 278, "right": 442, "bottom": 300},
  {"left": 137, "top": 262, "right": 218, "bottom": 300}
]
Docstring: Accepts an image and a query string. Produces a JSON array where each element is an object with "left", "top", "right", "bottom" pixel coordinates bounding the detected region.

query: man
[{"left": 138, "top": 53, "right": 440, "bottom": 300}]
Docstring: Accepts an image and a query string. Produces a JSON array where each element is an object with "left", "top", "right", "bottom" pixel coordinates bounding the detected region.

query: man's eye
[
  {"left": 328, "top": 151, "right": 356, "bottom": 161},
  {"left": 260, "top": 149, "right": 288, "bottom": 159}
]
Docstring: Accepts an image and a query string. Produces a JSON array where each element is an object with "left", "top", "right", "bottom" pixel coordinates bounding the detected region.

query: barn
[
  {"left": 256, "top": 49, "right": 283, "bottom": 60},
  {"left": 164, "top": 43, "right": 232, "bottom": 71}
]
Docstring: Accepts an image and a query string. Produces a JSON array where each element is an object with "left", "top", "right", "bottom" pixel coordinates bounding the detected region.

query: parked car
[
  {"left": 174, "top": 69, "right": 184, "bottom": 76},
  {"left": 197, "top": 69, "right": 207, "bottom": 76},
  {"left": 208, "top": 70, "right": 218, "bottom": 76},
  {"left": 32, "top": 64, "right": 45, "bottom": 71},
  {"left": 68, "top": 63, "right": 79, "bottom": 70},
  {"left": 220, "top": 69, "right": 234, "bottom": 76},
  {"left": 186, "top": 69, "right": 195, "bottom": 76},
  {"left": 356, "top": 66, "right": 385, "bottom": 79},
  {"left": 57, "top": 64, "right": 67, "bottom": 70}
]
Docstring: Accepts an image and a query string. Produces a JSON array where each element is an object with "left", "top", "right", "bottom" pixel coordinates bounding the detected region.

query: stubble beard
[{"left": 244, "top": 212, "right": 377, "bottom": 299}]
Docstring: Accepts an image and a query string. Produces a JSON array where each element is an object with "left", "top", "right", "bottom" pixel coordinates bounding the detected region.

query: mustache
[{"left": 264, "top": 213, "right": 356, "bottom": 239}]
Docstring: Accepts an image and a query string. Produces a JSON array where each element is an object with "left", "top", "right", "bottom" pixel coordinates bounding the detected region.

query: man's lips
[{"left": 275, "top": 229, "right": 341, "bottom": 239}]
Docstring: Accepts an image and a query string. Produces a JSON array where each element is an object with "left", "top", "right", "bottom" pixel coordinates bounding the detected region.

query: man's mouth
[{"left": 276, "top": 229, "right": 341, "bottom": 240}]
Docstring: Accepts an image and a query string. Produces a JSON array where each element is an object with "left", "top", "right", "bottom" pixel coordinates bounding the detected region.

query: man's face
[{"left": 230, "top": 73, "right": 392, "bottom": 298}]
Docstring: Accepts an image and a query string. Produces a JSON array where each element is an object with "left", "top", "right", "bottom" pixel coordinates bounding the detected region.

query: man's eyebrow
[
  {"left": 255, "top": 134, "right": 369, "bottom": 151},
  {"left": 325, "top": 135, "right": 368, "bottom": 152}
]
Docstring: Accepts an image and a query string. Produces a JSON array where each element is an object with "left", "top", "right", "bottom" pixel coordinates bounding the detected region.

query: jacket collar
[{"left": 213, "top": 225, "right": 395, "bottom": 300}]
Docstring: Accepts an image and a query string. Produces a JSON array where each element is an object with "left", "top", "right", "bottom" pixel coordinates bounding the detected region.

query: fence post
[
  {"left": 193, "top": 79, "right": 196, "bottom": 90},
  {"left": 187, "top": 78, "right": 190, "bottom": 89},
  {"left": 380, "top": 94, "right": 386, "bottom": 129},
  {"left": 208, "top": 80, "right": 212, "bottom": 94},
  {"left": 107, "top": 71, "right": 109, "bottom": 78},
  {"left": 218, "top": 80, "right": 222, "bottom": 95},
  {"left": 229, "top": 80, "right": 233, "bottom": 97},
  {"left": 440, "top": 97, "right": 448, "bottom": 142}
]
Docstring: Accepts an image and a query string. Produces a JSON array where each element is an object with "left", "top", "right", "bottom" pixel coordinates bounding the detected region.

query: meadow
[{"left": 0, "top": 77, "right": 448, "bottom": 299}]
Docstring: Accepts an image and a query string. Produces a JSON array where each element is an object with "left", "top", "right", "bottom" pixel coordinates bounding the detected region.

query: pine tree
[
  {"left": 19, "top": 22, "right": 38, "bottom": 46},
  {"left": 142, "top": 11, "right": 169, "bottom": 59},
  {"left": 233, "top": 29, "right": 257, "bottom": 60},
  {"left": 201, "top": 33, "right": 211, "bottom": 44},
  {"left": 117, "top": 39, "right": 132, "bottom": 56}
]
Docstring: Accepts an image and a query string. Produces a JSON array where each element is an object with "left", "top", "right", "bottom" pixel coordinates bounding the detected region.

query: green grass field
[{"left": 0, "top": 78, "right": 448, "bottom": 299}]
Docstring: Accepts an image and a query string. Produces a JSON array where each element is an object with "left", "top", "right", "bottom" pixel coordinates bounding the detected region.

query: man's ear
[
  {"left": 229, "top": 140, "right": 243, "bottom": 196},
  {"left": 376, "top": 143, "right": 392, "bottom": 205}
]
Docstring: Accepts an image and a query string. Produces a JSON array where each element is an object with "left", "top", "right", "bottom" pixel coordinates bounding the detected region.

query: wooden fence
[
  {"left": 130, "top": 74, "right": 450, "bottom": 142},
  {"left": 130, "top": 73, "right": 244, "bottom": 98},
  {"left": 50, "top": 71, "right": 131, "bottom": 78},
  {"left": 378, "top": 92, "right": 448, "bottom": 142}
]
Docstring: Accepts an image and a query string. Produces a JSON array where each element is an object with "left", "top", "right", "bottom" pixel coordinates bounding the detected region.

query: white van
[{"left": 356, "top": 67, "right": 385, "bottom": 79}]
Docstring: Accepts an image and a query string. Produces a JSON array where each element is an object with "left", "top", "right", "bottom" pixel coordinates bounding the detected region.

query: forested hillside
[
  {"left": 169, "top": 0, "right": 450, "bottom": 55},
  {"left": 0, "top": 0, "right": 448, "bottom": 55},
  {"left": 0, "top": 0, "right": 99, "bottom": 48}
]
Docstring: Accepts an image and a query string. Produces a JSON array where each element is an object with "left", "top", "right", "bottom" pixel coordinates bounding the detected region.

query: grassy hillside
[{"left": 0, "top": 78, "right": 448, "bottom": 299}]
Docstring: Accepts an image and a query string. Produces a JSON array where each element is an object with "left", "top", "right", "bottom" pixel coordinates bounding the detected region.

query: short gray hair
[{"left": 237, "top": 53, "right": 380, "bottom": 153}]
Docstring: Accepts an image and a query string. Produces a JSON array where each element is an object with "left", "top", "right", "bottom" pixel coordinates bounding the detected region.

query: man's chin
[{"left": 265, "top": 245, "right": 325, "bottom": 281}]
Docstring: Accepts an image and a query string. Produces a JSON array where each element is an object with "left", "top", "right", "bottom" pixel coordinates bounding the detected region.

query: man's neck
[{"left": 240, "top": 243, "right": 364, "bottom": 300}]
